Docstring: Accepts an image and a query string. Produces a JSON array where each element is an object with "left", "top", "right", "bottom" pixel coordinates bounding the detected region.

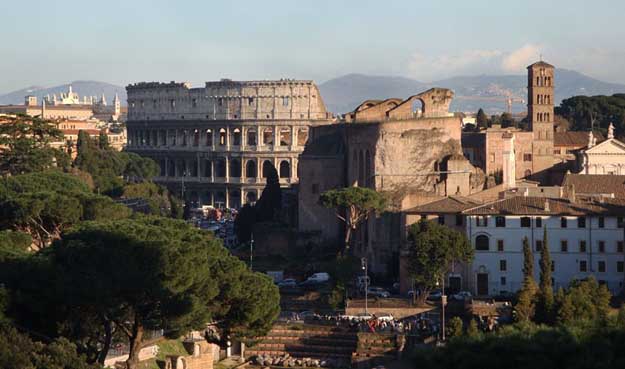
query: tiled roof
[
  {"left": 554, "top": 131, "right": 604, "bottom": 147},
  {"left": 463, "top": 196, "right": 625, "bottom": 216},
  {"left": 528, "top": 61, "right": 554, "bottom": 69},
  {"left": 405, "top": 196, "right": 482, "bottom": 214},
  {"left": 562, "top": 174, "right": 625, "bottom": 198}
]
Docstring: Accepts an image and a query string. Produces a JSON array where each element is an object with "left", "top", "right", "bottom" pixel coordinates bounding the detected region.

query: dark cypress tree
[
  {"left": 98, "top": 132, "right": 110, "bottom": 150},
  {"left": 515, "top": 236, "right": 538, "bottom": 322},
  {"left": 538, "top": 227, "right": 554, "bottom": 323},
  {"left": 476, "top": 108, "right": 489, "bottom": 130}
]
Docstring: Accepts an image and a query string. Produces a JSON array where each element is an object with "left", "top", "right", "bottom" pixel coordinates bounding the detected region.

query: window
[
  {"left": 192, "top": 98, "right": 197, "bottom": 108},
  {"left": 535, "top": 217, "right": 542, "bottom": 228},
  {"left": 618, "top": 241, "right": 624, "bottom": 253},
  {"left": 536, "top": 240, "right": 543, "bottom": 252},
  {"left": 598, "top": 241, "right": 605, "bottom": 253},
  {"left": 560, "top": 217, "right": 568, "bottom": 228},
  {"left": 580, "top": 260, "right": 587, "bottom": 272},
  {"left": 551, "top": 260, "right": 555, "bottom": 272},
  {"left": 455, "top": 214, "right": 463, "bottom": 226},
  {"left": 500, "top": 276, "right": 507, "bottom": 286},
  {"left": 554, "top": 149, "right": 561, "bottom": 155},
  {"left": 560, "top": 240, "right": 568, "bottom": 252},
  {"left": 618, "top": 261, "right": 624, "bottom": 273},
  {"left": 619, "top": 217, "right": 625, "bottom": 228},
  {"left": 521, "top": 217, "right": 531, "bottom": 228},
  {"left": 577, "top": 217, "right": 586, "bottom": 228},
  {"left": 497, "top": 240, "right": 504, "bottom": 252},
  {"left": 598, "top": 261, "right": 606, "bottom": 273},
  {"left": 282, "top": 96, "right": 289, "bottom": 107},
  {"left": 438, "top": 215, "right": 445, "bottom": 225},
  {"left": 420, "top": 215, "right": 427, "bottom": 220},
  {"left": 476, "top": 216, "right": 488, "bottom": 227},
  {"left": 580, "top": 240, "right": 587, "bottom": 253},
  {"left": 218, "top": 98, "right": 223, "bottom": 106},
  {"left": 495, "top": 216, "right": 506, "bottom": 227},
  {"left": 475, "top": 235, "right": 489, "bottom": 251},
  {"left": 490, "top": 153, "right": 495, "bottom": 163},
  {"left": 500, "top": 260, "right": 507, "bottom": 271},
  {"left": 599, "top": 217, "right": 605, "bottom": 228},
  {"left": 248, "top": 97, "right": 254, "bottom": 106},
  {"left": 311, "top": 184, "right": 319, "bottom": 194},
  {"left": 523, "top": 153, "right": 532, "bottom": 162}
]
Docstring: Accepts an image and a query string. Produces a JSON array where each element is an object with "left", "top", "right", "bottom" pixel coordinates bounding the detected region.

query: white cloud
[{"left": 501, "top": 44, "right": 542, "bottom": 72}]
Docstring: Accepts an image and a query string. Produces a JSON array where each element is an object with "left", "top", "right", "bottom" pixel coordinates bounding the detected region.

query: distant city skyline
[{"left": 1, "top": 0, "right": 625, "bottom": 93}]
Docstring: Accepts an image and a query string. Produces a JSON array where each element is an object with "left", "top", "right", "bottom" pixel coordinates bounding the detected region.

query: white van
[{"left": 306, "top": 272, "right": 330, "bottom": 283}]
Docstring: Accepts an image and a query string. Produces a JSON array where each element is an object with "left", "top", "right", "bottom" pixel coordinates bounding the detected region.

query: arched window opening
[
  {"left": 297, "top": 128, "right": 308, "bottom": 146},
  {"left": 279, "top": 160, "right": 291, "bottom": 178},
  {"left": 214, "top": 192, "right": 226, "bottom": 209},
  {"left": 263, "top": 128, "right": 274, "bottom": 145},
  {"left": 182, "top": 130, "right": 188, "bottom": 146},
  {"left": 411, "top": 99, "right": 424, "bottom": 117},
  {"left": 476, "top": 235, "right": 489, "bottom": 251},
  {"left": 176, "top": 160, "right": 186, "bottom": 177},
  {"left": 279, "top": 127, "right": 291, "bottom": 146},
  {"left": 200, "top": 192, "right": 211, "bottom": 207},
  {"left": 193, "top": 129, "right": 199, "bottom": 147},
  {"left": 247, "top": 129, "right": 257, "bottom": 146},
  {"left": 246, "top": 191, "right": 257, "bottom": 203},
  {"left": 215, "top": 159, "right": 226, "bottom": 178},
  {"left": 219, "top": 128, "right": 227, "bottom": 146},
  {"left": 230, "top": 158, "right": 241, "bottom": 178},
  {"left": 232, "top": 128, "right": 241, "bottom": 146},
  {"left": 205, "top": 129, "right": 213, "bottom": 146},
  {"left": 246, "top": 160, "right": 257, "bottom": 178},
  {"left": 159, "top": 159, "right": 166, "bottom": 176},
  {"left": 230, "top": 190, "right": 241, "bottom": 209},
  {"left": 160, "top": 130, "right": 167, "bottom": 146},
  {"left": 189, "top": 191, "right": 199, "bottom": 208},
  {"left": 262, "top": 160, "right": 273, "bottom": 178}
]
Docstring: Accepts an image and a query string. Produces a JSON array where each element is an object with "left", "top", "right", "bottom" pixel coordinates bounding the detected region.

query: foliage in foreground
[{"left": 413, "top": 323, "right": 625, "bottom": 369}]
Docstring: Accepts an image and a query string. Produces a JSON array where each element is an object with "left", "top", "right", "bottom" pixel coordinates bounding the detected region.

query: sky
[{"left": 1, "top": 0, "right": 625, "bottom": 93}]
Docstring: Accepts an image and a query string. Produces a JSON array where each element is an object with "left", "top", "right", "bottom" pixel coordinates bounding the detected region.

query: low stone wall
[
  {"left": 104, "top": 345, "right": 158, "bottom": 368},
  {"left": 345, "top": 300, "right": 433, "bottom": 320}
]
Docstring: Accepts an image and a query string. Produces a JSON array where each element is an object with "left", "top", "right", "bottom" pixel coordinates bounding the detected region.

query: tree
[
  {"left": 447, "top": 317, "right": 464, "bottom": 338},
  {"left": 0, "top": 171, "right": 130, "bottom": 249},
  {"left": 555, "top": 277, "right": 611, "bottom": 325},
  {"left": 47, "top": 216, "right": 279, "bottom": 369},
  {"left": 405, "top": 220, "right": 473, "bottom": 304},
  {"left": 556, "top": 94, "right": 625, "bottom": 136},
  {"left": 465, "top": 318, "right": 480, "bottom": 338},
  {"left": 0, "top": 230, "right": 31, "bottom": 260},
  {"left": 537, "top": 228, "right": 554, "bottom": 323},
  {"left": 121, "top": 181, "right": 173, "bottom": 216},
  {"left": 500, "top": 112, "right": 515, "bottom": 128},
  {"left": 120, "top": 152, "right": 159, "bottom": 183},
  {"left": 515, "top": 237, "right": 538, "bottom": 322},
  {"left": 0, "top": 115, "right": 69, "bottom": 175},
  {"left": 0, "top": 325, "right": 99, "bottom": 369},
  {"left": 98, "top": 131, "right": 110, "bottom": 150},
  {"left": 476, "top": 108, "right": 488, "bottom": 130},
  {"left": 319, "top": 187, "right": 386, "bottom": 253}
]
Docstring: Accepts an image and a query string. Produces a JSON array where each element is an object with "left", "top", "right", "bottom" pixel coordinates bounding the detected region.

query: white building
[
  {"left": 464, "top": 196, "right": 625, "bottom": 296},
  {"left": 578, "top": 124, "right": 625, "bottom": 175}
]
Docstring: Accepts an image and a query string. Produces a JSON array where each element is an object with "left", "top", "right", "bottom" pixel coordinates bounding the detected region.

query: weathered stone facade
[
  {"left": 126, "top": 79, "right": 333, "bottom": 208},
  {"left": 299, "top": 88, "right": 485, "bottom": 274}
]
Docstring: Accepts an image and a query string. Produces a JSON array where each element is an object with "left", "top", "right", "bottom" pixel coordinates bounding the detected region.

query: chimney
[{"left": 544, "top": 199, "right": 550, "bottom": 212}]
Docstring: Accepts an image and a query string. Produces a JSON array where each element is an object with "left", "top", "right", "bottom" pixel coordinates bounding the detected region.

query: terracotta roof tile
[
  {"left": 405, "top": 196, "right": 482, "bottom": 214},
  {"left": 464, "top": 196, "right": 625, "bottom": 216},
  {"left": 563, "top": 174, "right": 625, "bottom": 198},
  {"left": 554, "top": 131, "right": 604, "bottom": 147}
]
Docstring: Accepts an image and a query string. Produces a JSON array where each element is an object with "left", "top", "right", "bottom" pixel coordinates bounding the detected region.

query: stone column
[
  {"left": 196, "top": 154, "right": 201, "bottom": 178},
  {"left": 291, "top": 157, "right": 297, "bottom": 181},
  {"left": 225, "top": 187, "right": 230, "bottom": 209},
  {"left": 225, "top": 156, "right": 230, "bottom": 182},
  {"left": 241, "top": 188, "right": 246, "bottom": 205},
  {"left": 210, "top": 160, "right": 215, "bottom": 182},
  {"left": 257, "top": 158, "right": 262, "bottom": 181},
  {"left": 164, "top": 157, "right": 169, "bottom": 178},
  {"left": 290, "top": 125, "right": 296, "bottom": 150},
  {"left": 273, "top": 125, "right": 279, "bottom": 147},
  {"left": 241, "top": 127, "right": 246, "bottom": 151},
  {"left": 225, "top": 126, "right": 230, "bottom": 151},
  {"left": 257, "top": 127, "right": 262, "bottom": 150},
  {"left": 210, "top": 192, "right": 214, "bottom": 207}
]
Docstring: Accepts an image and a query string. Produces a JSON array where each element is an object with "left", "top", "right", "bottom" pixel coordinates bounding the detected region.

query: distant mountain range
[
  {"left": 2, "top": 69, "right": 625, "bottom": 115},
  {"left": 0, "top": 81, "right": 127, "bottom": 106},
  {"left": 318, "top": 69, "right": 625, "bottom": 114}
]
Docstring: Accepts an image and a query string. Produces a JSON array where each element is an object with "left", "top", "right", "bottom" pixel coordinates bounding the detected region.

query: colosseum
[{"left": 125, "top": 79, "right": 333, "bottom": 209}]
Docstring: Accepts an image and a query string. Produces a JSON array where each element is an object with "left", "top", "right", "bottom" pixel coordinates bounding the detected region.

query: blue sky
[{"left": 1, "top": 0, "right": 624, "bottom": 92}]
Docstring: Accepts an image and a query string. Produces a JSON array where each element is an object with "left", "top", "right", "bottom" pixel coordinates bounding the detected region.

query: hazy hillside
[
  {"left": 0, "top": 81, "right": 127, "bottom": 106},
  {"left": 319, "top": 69, "right": 625, "bottom": 114}
]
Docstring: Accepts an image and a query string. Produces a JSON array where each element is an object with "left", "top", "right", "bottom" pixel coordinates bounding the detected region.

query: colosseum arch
[
  {"left": 246, "top": 160, "right": 257, "bottom": 178},
  {"left": 262, "top": 160, "right": 273, "bottom": 178},
  {"left": 279, "top": 160, "right": 291, "bottom": 178},
  {"left": 230, "top": 158, "right": 241, "bottom": 178}
]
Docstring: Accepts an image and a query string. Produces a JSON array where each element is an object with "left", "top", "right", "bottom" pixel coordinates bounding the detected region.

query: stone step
[
  {"left": 260, "top": 336, "right": 357, "bottom": 345},
  {"left": 246, "top": 350, "right": 351, "bottom": 359},
  {"left": 253, "top": 343, "right": 355, "bottom": 354}
]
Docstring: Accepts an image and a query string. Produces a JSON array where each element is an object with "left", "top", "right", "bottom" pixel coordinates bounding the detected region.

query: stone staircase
[
  {"left": 247, "top": 324, "right": 357, "bottom": 361},
  {"left": 247, "top": 324, "right": 403, "bottom": 368}
]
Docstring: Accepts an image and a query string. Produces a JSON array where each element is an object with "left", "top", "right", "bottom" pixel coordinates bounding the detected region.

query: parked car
[
  {"left": 451, "top": 291, "right": 472, "bottom": 301},
  {"left": 277, "top": 279, "right": 298, "bottom": 288},
  {"left": 367, "top": 287, "right": 391, "bottom": 298},
  {"left": 426, "top": 290, "right": 443, "bottom": 301}
]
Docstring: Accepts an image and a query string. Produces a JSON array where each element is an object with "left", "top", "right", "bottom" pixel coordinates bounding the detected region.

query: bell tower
[{"left": 527, "top": 61, "right": 555, "bottom": 177}]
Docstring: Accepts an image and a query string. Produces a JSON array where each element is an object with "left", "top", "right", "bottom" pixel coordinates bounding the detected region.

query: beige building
[
  {"left": 462, "top": 61, "right": 558, "bottom": 183},
  {"left": 577, "top": 125, "right": 625, "bottom": 175},
  {"left": 125, "top": 79, "right": 333, "bottom": 209}
]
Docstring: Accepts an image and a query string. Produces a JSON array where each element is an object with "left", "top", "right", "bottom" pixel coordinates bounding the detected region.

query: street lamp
[
  {"left": 361, "top": 257, "right": 368, "bottom": 315},
  {"left": 436, "top": 274, "right": 447, "bottom": 342}
]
